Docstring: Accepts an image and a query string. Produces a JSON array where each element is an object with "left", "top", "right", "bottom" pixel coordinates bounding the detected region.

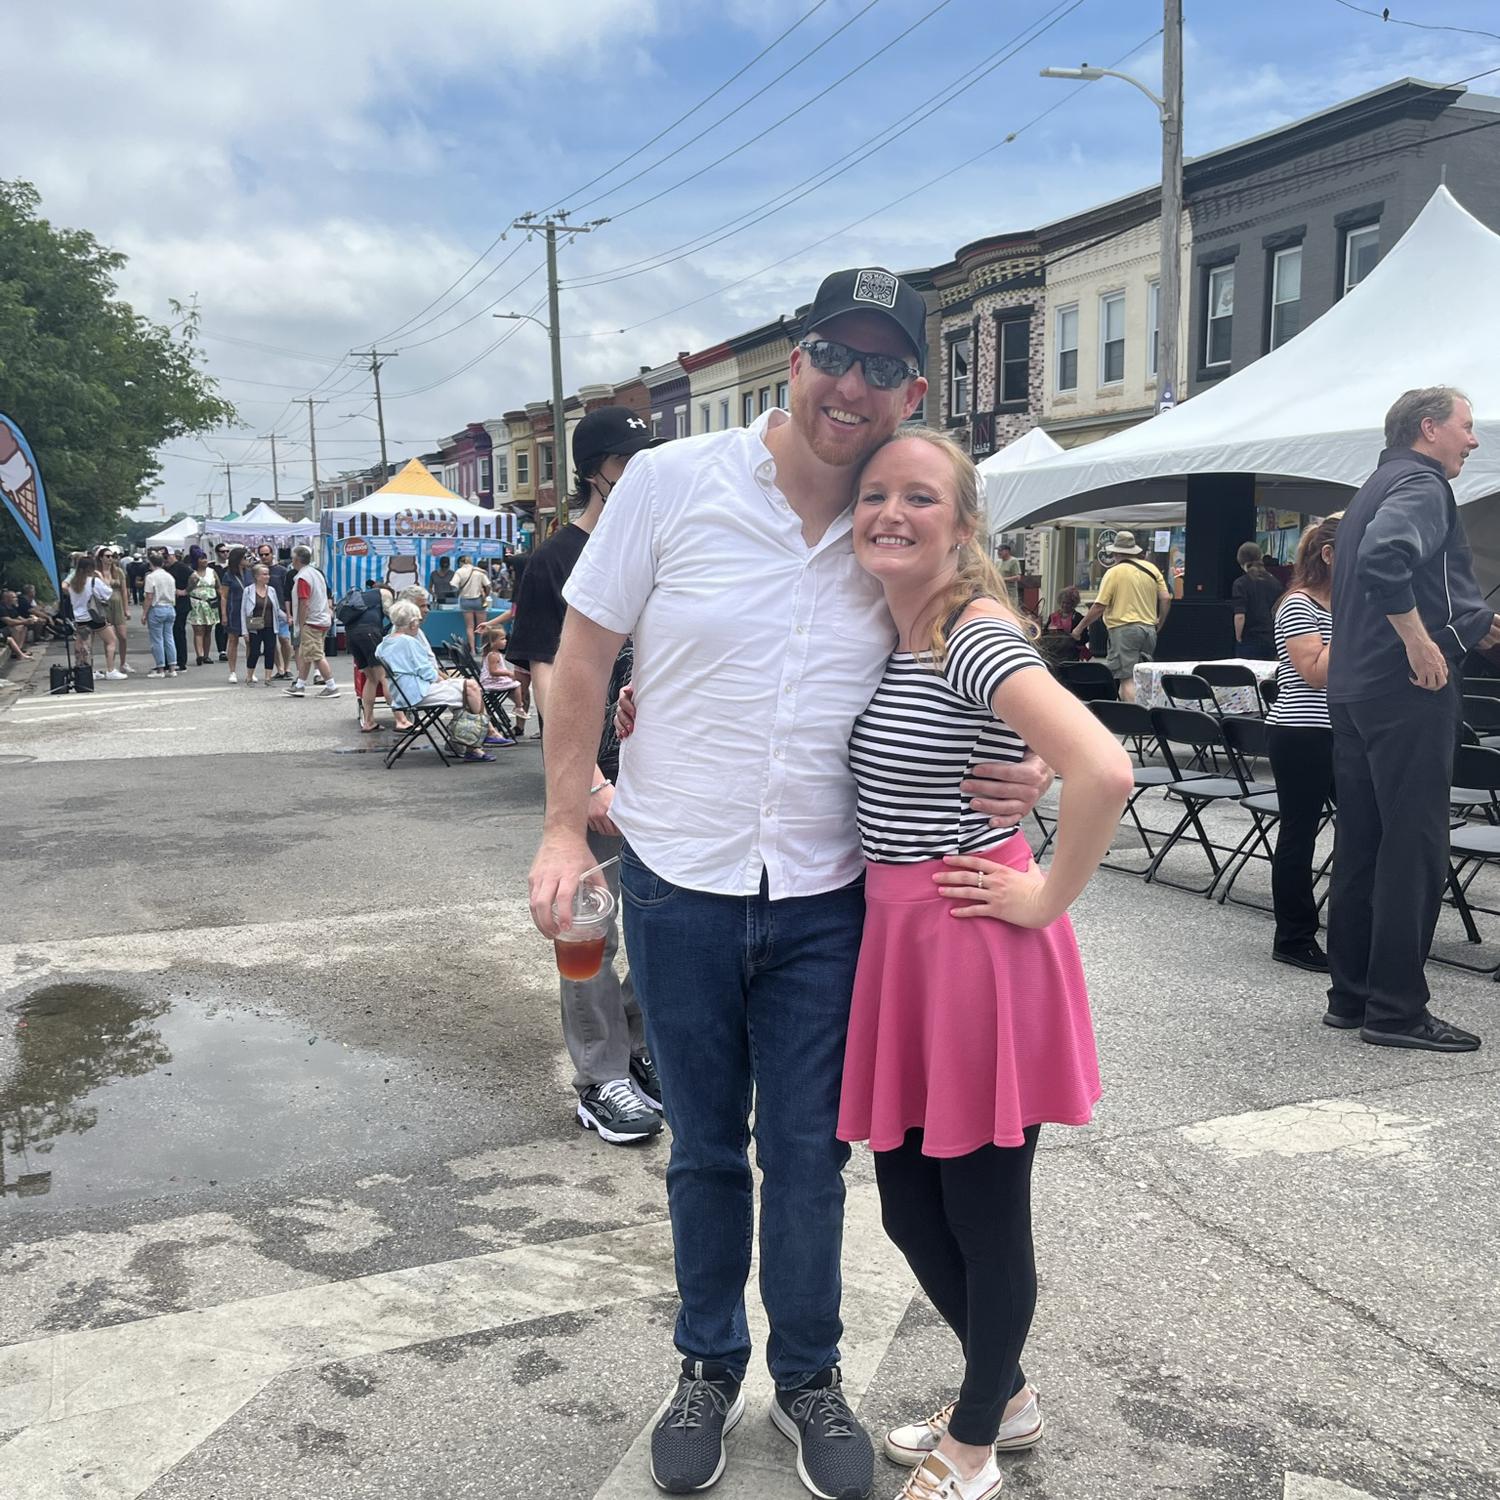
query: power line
[
  {"left": 1327, "top": 0, "right": 1500, "bottom": 46},
  {"left": 391, "top": 261, "right": 547, "bottom": 352},
  {"left": 581, "top": 0, "right": 960, "bottom": 226},
  {"left": 565, "top": 0, "right": 1087, "bottom": 292},
  {"left": 381, "top": 298, "right": 543, "bottom": 400}
]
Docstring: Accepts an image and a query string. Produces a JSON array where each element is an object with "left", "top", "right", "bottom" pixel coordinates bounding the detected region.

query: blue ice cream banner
[{"left": 322, "top": 504, "right": 518, "bottom": 600}]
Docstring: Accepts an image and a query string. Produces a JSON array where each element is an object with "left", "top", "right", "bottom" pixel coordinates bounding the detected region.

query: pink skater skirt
[{"left": 837, "top": 835, "right": 1100, "bottom": 1157}]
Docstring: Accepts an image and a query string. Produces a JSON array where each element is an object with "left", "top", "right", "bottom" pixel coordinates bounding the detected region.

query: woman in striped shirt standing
[
  {"left": 836, "top": 429, "right": 1131, "bottom": 1500},
  {"left": 1266, "top": 515, "right": 1340, "bottom": 977}
]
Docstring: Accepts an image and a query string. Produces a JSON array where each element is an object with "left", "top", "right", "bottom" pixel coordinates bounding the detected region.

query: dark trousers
[
  {"left": 620, "top": 846, "right": 864, "bottom": 1388},
  {"left": 172, "top": 599, "right": 190, "bottom": 667},
  {"left": 246, "top": 625, "right": 277, "bottom": 672},
  {"left": 1267, "top": 724, "right": 1334, "bottom": 949},
  {"left": 1327, "top": 679, "right": 1460, "bottom": 1029},
  {"left": 874, "top": 1127, "right": 1039, "bottom": 1447},
  {"left": 214, "top": 619, "right": 227, "bottom": 655}
]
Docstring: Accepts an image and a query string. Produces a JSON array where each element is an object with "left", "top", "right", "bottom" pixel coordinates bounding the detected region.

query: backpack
[{"left": 335, "top": 587, "right": 376, "bottom": 627}]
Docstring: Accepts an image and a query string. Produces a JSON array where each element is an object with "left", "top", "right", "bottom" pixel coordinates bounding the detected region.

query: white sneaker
[
  {"left": 167, "top": 667, "right": 179, "bottom": 677},
  {"left": 104, "top": 669, "right": 128, "bottom": 680},
  {"left": 227, "top": 672, "right": 238, "bottom": 683},
  {"left": 893, "top": 1450, "right": 1003, "bottom": 1500},
  {"left": 147, "top": 668, "right": 165, "bottom": 678},
  {"left": 316, "top": 683, "right": 340, "bottom": 697},
  {"left": 885, "top": 1392, "right": 1042, "bottom": 1468},
  {"left": 122, "top": 663, "right": 137, "bottom": 674}
]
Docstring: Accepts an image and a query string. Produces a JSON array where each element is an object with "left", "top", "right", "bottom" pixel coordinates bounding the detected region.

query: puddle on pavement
[{"left": 1, "top": 981, "right": 406, "bottom": 1212}]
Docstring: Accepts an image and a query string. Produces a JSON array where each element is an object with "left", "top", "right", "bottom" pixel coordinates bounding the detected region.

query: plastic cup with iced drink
[{"left": 552, "top": 883, "right": 615, "bottom": 981}]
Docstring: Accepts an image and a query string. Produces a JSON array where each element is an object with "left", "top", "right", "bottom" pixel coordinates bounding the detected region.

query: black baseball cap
[
  {"left": 803, "top": 267, "right": 928, "bottom": 373},
  {"left": 573, "top": 405, "right": 665, "bottom": 474}
]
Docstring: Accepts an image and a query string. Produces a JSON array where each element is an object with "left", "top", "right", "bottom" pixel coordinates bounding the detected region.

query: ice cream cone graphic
[{"left": 9, "top": 476, "right": 40, "bottom": 535}]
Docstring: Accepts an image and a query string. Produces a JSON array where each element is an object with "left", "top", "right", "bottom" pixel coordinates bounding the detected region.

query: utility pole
[
  {"left": 221, "top": 463, "right": 234, "bottom": 516},
  {"left": 350, "top": 349, "right": 399, "bottom": 476},
  {"left": 507, "top": 211, "right": 606, "bottom": 528},
  {"left": 1158, "top": 0, "right": 1184, "bottom": 412},
  {"left": 300, "top": 398, "right": 328, "bottom": 518},
  {"left": 261, "top": 433, "right": 281, "bottom": 505}
]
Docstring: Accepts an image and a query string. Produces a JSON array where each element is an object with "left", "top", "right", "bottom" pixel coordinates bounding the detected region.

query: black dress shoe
[
  {"left": 1273, "top": 940, "right": 1328, "bottom": 973},
  {"left": 1360, "top": 1014, "right": 1481, "bottom": 1052},
  {"left": 1322, "top": 1010, "right": 1362, "bottom": 1030}
]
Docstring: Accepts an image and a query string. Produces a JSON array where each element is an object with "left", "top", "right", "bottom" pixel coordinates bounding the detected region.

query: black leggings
[
  {"left": 1267, "top": 724, "right": 1334, "bottom": 948},
  {"left": 874, "top": 1126, "right": 1040, "bottom": 1446},
  {"left": 247, "top": 624, "right": 277, "bottom": 672}
]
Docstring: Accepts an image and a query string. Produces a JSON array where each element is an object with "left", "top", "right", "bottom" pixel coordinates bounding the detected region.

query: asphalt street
[{"left": 2, "top": 643, "right": 1498, "bottom": 1500}]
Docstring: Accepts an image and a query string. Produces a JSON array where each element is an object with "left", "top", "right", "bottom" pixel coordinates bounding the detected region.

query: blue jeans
[
  {"left": 620, "top": 843, "right": 864, "bottom": 1388},
  {"left": 147, "top": 605, "right": 177, "bottom": 668}
]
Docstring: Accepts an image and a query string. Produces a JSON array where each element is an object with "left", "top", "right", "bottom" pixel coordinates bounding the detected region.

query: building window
[
  {"left": 719, "top": 397, "right": 730, "bottom": 429},
  {"left": 539, "top": 444, "right": 554, "bottom": 483},
  {"left": 742, "top": 392, "right": 755, "bottom": 426},
  {"left": 949, "top": 333, "right": 971, "bottom": 418},
  {"left": 478, "top": 457, "right": 492, "bottom": 491},
  {"left": 674, "top": 405, "right": 688, "bottom": 439},
  {"left": 776, "top": 379, "right": 789, "bottom": 408},
  {"left": 650, "top": 410, "right": 663, "bottom": 438},
  {"left": 443, "top": 465, "right": 459, "bottom": 492},
  {"left": 997, "top": 318, "right": 1028, "bottom": 405},
  {"left": 699, "top": 402, "right": 710, "bottom": 434},
  {"left": 758, "top": 386, "right": 771, "bottom": 414},
  {"left": 1343, "top": 223, "right": 1379, "bottom": 296},
  {"left": 1055, "top": 305, "right": 1078, "bottom": 392},
  {"left": 1098, "top": 292, "right": 1125, "bottom": 385},
  {"left": 1269, "top": 245, "right": 1302, "bottom": 350},
  {"left": 496, "top": 453, "right": 508, "bottom": 493},
  {"left": 1147, "top": 280, "right": 1160, "bottom": 379},
  {"left": 1205, "top": 264, "right": 1234, "bottom": 367},
  {"left": 516, "top": 451, "right": 530, "bottom": 488}
]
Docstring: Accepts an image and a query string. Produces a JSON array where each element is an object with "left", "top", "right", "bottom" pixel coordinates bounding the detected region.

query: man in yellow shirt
[{"left": 1071, "top": 530, "right": 1171, "bottom": 701}]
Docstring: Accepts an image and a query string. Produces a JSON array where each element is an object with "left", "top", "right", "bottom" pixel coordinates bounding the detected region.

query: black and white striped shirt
[
  {"left": 1267, "top": 592, "right": 1332, "bottom": 729},
  {"left": 850, "top": 616, "right": 1044, "bottom": 864}
]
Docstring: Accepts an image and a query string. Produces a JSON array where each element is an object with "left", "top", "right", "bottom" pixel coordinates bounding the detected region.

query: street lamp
[
  {"left": 494, "top": 309, "right": 573, "bottom": 527},
  {"left": 1041, "top": 1, "right": 1183, "bottom": 412}
]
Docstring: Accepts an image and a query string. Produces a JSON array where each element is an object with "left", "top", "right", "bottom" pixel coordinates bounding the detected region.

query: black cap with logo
[
  {"left": 803, "top": 267, "right": 928, "bottom": 373},
  {"left": 572, "top": 405, "right": 665, "bottom": 475}
]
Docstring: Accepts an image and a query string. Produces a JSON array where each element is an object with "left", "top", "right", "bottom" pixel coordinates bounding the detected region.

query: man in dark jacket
[{"left": 1326, "top": 386, "right": 1497, "bottom": 1052}]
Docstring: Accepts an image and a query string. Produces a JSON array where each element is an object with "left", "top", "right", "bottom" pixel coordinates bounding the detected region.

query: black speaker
[
  {"left": 49, "top": 664, "right": 73, "bottom": 695},
  {"left": 1183, "top": 473, "right": 1257, "bottom": 602},
  {"left": 74, "top": 662, "right": 94, "bottom": 693}
]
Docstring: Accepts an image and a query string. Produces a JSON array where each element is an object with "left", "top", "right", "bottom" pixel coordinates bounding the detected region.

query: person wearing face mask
[{"left": 508, "top": 407, "right": 667, "bottom": 1152}]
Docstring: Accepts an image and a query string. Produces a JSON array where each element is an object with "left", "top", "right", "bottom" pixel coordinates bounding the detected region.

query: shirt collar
[{"left": 746, "top": 408, "right": 855, "bottom": 552}]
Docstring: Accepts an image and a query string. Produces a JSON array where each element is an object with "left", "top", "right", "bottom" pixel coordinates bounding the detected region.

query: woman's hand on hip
[{"left": 934, "top": 853, "right": 1056, "bottom": 928}]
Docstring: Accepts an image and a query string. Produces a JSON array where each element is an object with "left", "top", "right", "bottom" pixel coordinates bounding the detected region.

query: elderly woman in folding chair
[{"left": 376, "top": 600, "right": 497, "bottom": 763}]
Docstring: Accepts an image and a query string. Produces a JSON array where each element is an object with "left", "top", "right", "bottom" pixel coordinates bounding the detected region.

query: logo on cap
[
  {"left": 852, "top": 270, "right": 899, "bottom": 309},
  {"left": 626, "top": 416, "right": 646, "bottom": 430}
]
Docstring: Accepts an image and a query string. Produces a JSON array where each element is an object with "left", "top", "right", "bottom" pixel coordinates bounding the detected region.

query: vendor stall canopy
[
  {"left": 214, "top": 501, "right": 317, "bottom": 539},
  {"left": 144, "top": 515, "right": 202, "bottom": 547},
  {"left": 989, "top": 187, "right": 1500, "bottom": 532}
]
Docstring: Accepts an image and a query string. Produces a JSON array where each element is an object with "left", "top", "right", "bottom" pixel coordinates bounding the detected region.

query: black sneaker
[
  {"left": 1273, "top": 939, "right": 1328, "bottom": 973},
  {"left": 769, "top": 1368, "right": 873, "bottom": 1500},
  {"left": 630, "top": 1050, "right": 664, "bottom": 1112},
  {"left": 650, "top": 1361, "right": 744, "bottom": 1493},
  {"left": 577, "top": 1079, "right": 663, "bottom": 1144},
  {"left": 1360, "top": 1013, "right": 1480, "bottom": 1053}
]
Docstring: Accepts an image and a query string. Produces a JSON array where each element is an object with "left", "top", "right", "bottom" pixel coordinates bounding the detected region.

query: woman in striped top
[
  {"left": 1266, "top": 515, "right": 1340, "bottom": 975},
  {"left": 836, "top": 429, "right": 1131, "bottom": 1500}
]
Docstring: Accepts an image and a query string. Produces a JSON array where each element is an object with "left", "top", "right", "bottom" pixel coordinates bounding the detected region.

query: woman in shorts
[{"left": 449, "top": 553, "right": 490, "bottom": 654}]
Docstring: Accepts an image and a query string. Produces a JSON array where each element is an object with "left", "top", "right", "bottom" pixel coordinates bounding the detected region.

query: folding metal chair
[
  {"left": 1435, "top": 746, "right": 1500, "bottom": 975},
  {"left": 446, "top": 639, "right": 517, "bottom": 742},
  {"left": 1145, "top": 707, "right": 1273, "bottom": 895},
  {"left": 375, "top": 646, "right": 454, "bottom": 769},
  {"left": 1461, "top": 695, "right": 1500, "bottom": 750},
  {"left": 1056, "top": 660, "right": 1118, "bottom": 703},
  {"left": 1211, "top": 716, "right": 1333, "bottom": 912},
  {"left": 1088, "top": 700, "right": 1194, "bottom": 876},
  {"left": 1193, "top": 662, "right": 1266, "bottom": 718}
]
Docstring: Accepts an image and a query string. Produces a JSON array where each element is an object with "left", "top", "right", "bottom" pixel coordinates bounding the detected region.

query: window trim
[
  {"left": 515, "top": 450, "right": 530, "bottom": 488},
  {"left": 1054, "top": 303, "right": 1079, "bottom": 393},
  {"left": 718, "top": 397, "right": 730, "bottom": 430},
  {"left": 994, "top": 313, "right": 1030, "bottom": 409},
  {"left": 1268, "top": 243, "right": 1303, "bottom": 351},
  {"left": 1204, "top": 263, "right": 1235, "bottom": 369},
  {"left": 1147, "top": 279, "right": 1160, "bottom": 380},
  {"left": 947, "top": 329, "right": 972, "bottom": 421},
  {"left": 1341, "top": 222, "right": 1380, "bottom": 299},
  {"left": 698, "top": 402, "right": 710, "bottom": 434},
  {"left": 776, "top": 379, "right": 789, "bottom": 409},
  {"left": 742, "top": 392, "right": 755, "bottom": 427},
  {"left": 1098, "top": 290, "right": 1126, "bottom": 387},
  {"left": 496, "top": 453, "right": 509, "bottom": 494}
]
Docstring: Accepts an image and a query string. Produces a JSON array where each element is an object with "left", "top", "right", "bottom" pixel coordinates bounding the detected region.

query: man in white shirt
[
  {"left": 529, "top": 268, "right": 1047, "bottom": 1499},
  {"left": 285, "top": 544, "right": 338, "bottom": 698}
]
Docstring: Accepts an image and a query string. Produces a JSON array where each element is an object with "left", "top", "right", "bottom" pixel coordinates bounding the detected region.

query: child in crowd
[{"left": 479, "top": 622, "right": 521, "bottom": 704}]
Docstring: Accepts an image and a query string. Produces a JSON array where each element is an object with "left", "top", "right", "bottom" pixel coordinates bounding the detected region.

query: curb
[{"left": 0, "top": 639, "right": 58, "bottom": 711}]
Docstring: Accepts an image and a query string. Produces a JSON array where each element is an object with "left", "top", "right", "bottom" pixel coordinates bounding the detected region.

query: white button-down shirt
[{"left": 564, "top": 411, "right": 894, "bottom": 898}]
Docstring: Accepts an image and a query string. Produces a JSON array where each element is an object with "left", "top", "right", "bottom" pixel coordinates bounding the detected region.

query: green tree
[{"left": 0, "top": 180, "right": 235, "bottom": 588}]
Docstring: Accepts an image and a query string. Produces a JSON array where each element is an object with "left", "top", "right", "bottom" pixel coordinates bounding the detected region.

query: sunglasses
[{"left": 797, "top": 337, "right": 919, "bottom": 391}]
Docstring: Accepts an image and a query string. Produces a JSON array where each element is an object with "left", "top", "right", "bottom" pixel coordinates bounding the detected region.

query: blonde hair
[{"left": 854, "top": 427, "right": 1028, "bottom": 665}]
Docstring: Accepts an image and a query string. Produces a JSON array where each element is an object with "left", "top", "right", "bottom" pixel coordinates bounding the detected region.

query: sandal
[
  {"left": 462, "top": 749, "right": 495, "bottom": 762},
  {"left": 359, "top": 722, "right": 381, "bottom": 733}
]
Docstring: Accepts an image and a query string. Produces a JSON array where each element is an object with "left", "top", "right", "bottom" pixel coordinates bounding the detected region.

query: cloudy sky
[{"left": 8, "top": 0, "right": 1499, "bottom": 515}]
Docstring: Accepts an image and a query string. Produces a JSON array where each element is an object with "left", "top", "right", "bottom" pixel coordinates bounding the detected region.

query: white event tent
[
  {"left": 987, "top": 187, "right": 1500, "bottom": 534},
  {"left": 976, "top": 426, "right": 1063, "bottom": 514},
  {"left": 143, "top": 515, "right": 202, "bottom": 548},
  {"left": 213, "top": 501, "right": 317, "bottom": 540}
]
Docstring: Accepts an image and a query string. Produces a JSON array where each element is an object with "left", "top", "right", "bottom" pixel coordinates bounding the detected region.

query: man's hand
[
  {"left": 530, "top": 830, "right": 599, "bottom": 938},
  {"left": 1406, "top": 636, "right": 1449, "bottom": 691},
  {"left": 587, "top": 782, "right": 621, "bottom": 837},
  {"left": 962, "top": 752, "right": 1053, "bottom": 828},
  {"left": 1481, "top": 613, "right": 1500, "bottom": 652}
]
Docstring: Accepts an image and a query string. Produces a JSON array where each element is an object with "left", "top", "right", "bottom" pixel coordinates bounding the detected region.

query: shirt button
[
  {"left": 773, "top": 747, "right": 784, "bottom": 759},
  {"left": 783, "top": 684, "right": 794, "bottom": 694},
  {"left": 796, "top": 625, "right": 806, "bottom": 635}
]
